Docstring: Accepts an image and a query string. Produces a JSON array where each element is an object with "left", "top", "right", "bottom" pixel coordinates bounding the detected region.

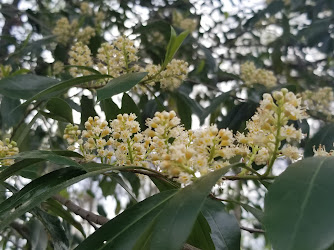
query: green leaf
[
  {"left": 45, "top": 98, "right": 73, "bottom": 123},
  {"left": 97, "top": 72, "right": 147, "bottom": 101},
  {"left": 27, "top": 219, "right": 48, "bottom": 250},
  {"left": 43, "top": 199, "right": 86, "bottom": 237},
  {"left": 304, "top": 123, "right": 334, "bottom": 157},
  {"left": 264, "top": 157, "right": 334, "bottom": 250},
  {"left": 4, "top": 150, "right": 83, "bottom": 168},
  {"left": 202, "top": 198, "right": 240, "bottom": 250},
  {"left": 0, "top": 158, "right": 45, "bottom": 182},
  {"left": 150, "top": 176, "right": 180, "bottom": 192},
  {"left": 163, "top": 27, "right": 189, "bottom": 68},
  {"left": 149, "top": 164, "right": 238, "bottom": 250},
  {"left": 109, "top": 173, "right": 138, "bottom": 202},
  {"left": 80, "top": 95, "right": 97, "bottom": 126},
  {"left": 101, "top": 98, "right": 120, "bottom": 121},
  {"left": 121, "top": 172, "right": 141, "bottom": 197},
  {"left": 17, "top": 74, "right": 112, "bottom": 111},
  {"left": 0, "top": 165, "right": 111, "bottom": 231},
  {"left": 187, "top": 212, "right": 215, "bottom": 250},
  {"left": 74, "top": 190, "right": 177, "bottom": 250},
  {"left": 34, "top": 208, "right": 69, "bottom": 250},
  {"left": 64, "top": 65, "right": 101, "bottom": 75},
  {"left": 175, "top": 92, "right": 192, "bottom": 129},
  {"left": 0, "top": 74, "right": 59, "bottom": 100},
  {"left": 200, "top": 91, "right": 231, "bottom": 124},
  {"left": 0, "top": 96, "right": 24, "bottom": 129}
]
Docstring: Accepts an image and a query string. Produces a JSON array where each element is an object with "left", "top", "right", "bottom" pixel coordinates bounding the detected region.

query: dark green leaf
[
  {"left": 4, "top": 150, "right": 82, "bottom": 168},
  {"left": 109, "top": 173, "right": 138, "bottom": 202},
  {"left": 187, "top": 212, "right": 215, "bottom": 250},
  {"left": 34, "top": 208, "right": 69, "bottom": 250},
  {"left": 264, "top": 157, "right": 334, "bottom": 250},
  {"left": 80, "top": 95, "right": 97, "bottom": 126},
  {"left": 0, "top": 74, "right": 58, "bottom": 100},
  {"left": 101, "top": 98, "right": 120, "bottom": 121},
  {"left": 0, "top": 158, "right": 45, "bottom": 182},
  {"left": 202, "top": 198, "right": 240, "bottom": 250},
  {"left": 43, "top": 199, "right": 85, "bottom": 237},
  {"left": 46, "top": 98, "right": 73, "bottom": 123},
  {"left": 149, "top": 164, "right": 238, "bottom": 250},
  {"left": 64, "top": 65, "right": 101, "bottom": 75},
  {"left": 175, "top": 92, "right": 192, "bottom": 129},
  {"left": 0, "top": 96, "right": 24, "bottom": 129},
  {"left": 97, "top": 72, "right": 147, "bottom": 101},
  {"left": 0, "top": 165, "right": 111, "bottom": 231},
  {"left": 74, "top": 190, "right": 177, "bottom": 250},
  {"left": 27, "top": 219, "right": 48, "bottom": 250},
  {"left": 149, "top": 176, "right": 180, "bottom": 191}
]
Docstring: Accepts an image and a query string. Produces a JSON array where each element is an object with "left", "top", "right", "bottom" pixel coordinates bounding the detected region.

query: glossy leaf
[
  {"left": 97, "top": 72, "right": 147, "bottom": 101},
  {"left": 0, "top": 158, "right": 45, "bottom": 182},
  {"left": 163, "top": 27, "right": 189, "bottom": 67},
  {"left": 45, "top": 98, "right": 73, "bottom": 123},
  {"left": 0, "top": 74, "right": 59, "bottom": 100},
  {"left": 43, "top": 199, "right": 85, "bottom": 237},
  {"left": 264, "top": 157, "right": 334, "bottom": 250},
  {"left": 149, "top": 164, "right": 238, "bottom": 250},
  {"left": 75, "top": 190, "right": 177, "bottom": 250},
  {"left": 109, "top": 173, "right": 138, "bottom": 202},
  {"left": 101, "top": 98, "right": 120, "bottom": 121},
  {"left": 34, "top": 208, "right": 69, "bottom": 250},
  {"left": 4, "top": 150, "right": 83, "bottom": 168},
  {"left": 202, "top": 198, "right": 240, "bottom": 250},
  {"left": 0, "top": 165, "right": 111, "bottom": 231}
]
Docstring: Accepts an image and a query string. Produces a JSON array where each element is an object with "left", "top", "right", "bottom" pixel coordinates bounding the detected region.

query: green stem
[{"left": 127, "top": 138, "right": 134, "bottom": 164}]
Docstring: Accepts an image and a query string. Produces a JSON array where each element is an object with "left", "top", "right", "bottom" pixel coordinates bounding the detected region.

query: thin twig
[
  {"left": 240, "top": 226, "right": 265, "bottom": 234},
  {"left": 53, "top": 194, "right": 109, "bottom": 225}
]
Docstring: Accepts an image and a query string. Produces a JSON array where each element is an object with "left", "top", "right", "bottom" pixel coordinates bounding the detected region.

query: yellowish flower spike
[
  {"left": 240, "top": 61, "right": 277, "bottom": 88},
  {"left": 67, "top": 35, "right": 189, "bottom": 90},
  {"left": 0, "top": 138, "right": 19, "bottom": 166}
]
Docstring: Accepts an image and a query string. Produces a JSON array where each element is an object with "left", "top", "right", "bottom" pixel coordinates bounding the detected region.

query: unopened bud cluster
[
  {"left": 64, "top": 89, "right": 310, "bottom": 184},
  {"left": 240, "top": 61, "right": 277, "bottom": 88},
  {"left": 0, "top": 65, "right": 12, "bottom": 79},
  {"left": 68, "top": 36, "right": 188, "bottom": 90},
  {"left": 0, "top": 139, "right": 19, "bottom": 166}
]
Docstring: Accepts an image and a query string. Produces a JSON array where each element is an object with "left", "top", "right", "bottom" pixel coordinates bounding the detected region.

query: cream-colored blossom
[
  {"left": 173, "top": 11, "right": 198, "bottom": 32},
  {"left": 240, "top": 61, "right": 277, "bottom": 88},
  {"left": 68, "top": 42, "right": 93, "bottom": 77},
  {"left": 53, "top": 17, "right": 72, "bottom": 45},
  {"left": 80, "top": 2, "right": 92, "bottom": 16},
  {"left": 281, "top": 145, "right": 301, "bottom": 161},
  {"left": 313, "top": 145, "right": 334, "bottom": 156},
  {"left": 77, "top": 26, "right": 96, "bottom": 44},
  {"left": 0, "top": 138, "right": 19, "bottom": 166}
]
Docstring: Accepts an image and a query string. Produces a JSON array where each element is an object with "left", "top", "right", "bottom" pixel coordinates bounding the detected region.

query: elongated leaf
[
  {"left": 150, "top": 176, "right": 180, "bottom": 192},
  {"left": 46, "top": 98, "right": 73, "bottom": 123},
  {"left": 101, "top": 98, "right": 120, "bottom": 121},
  {"left": 75, "top": 190, "right": 177, "bottom": 250},
  {"left": 109, "top": 173, "right": 138, "bottom": 202},
  {"left": 97, "top": 72, "right": 147, "bottom": 101},
  {"left": 149, "top": 164, "right": 238, "bottom": 250},
  {"left": 0, "top": 158, "right": 45, "bottom": 182},
  {"left": 0, "top": 96, "right": 24, "bottom": 129},
  {"left": 0, "top": 74, "right": 59, "bottom": 100},
  {"left": 200, "top": 91, "right": 231, "bottom": 124},
  {"left": 4, "top": 150, "right": 83, "bottom": 168},
  {"left": 34, "top": 208, "right": 69, "bottom": 250},
  {"left": 175, "top": 92, "right": 192, "bottom": 129},
  {"left": 64, "top": 65, "right": 101, "bottom": 75},
  {"left": 264, "top": 157, "right": 334, "bottom": 250},
  {"left": 0, "top": 165, "right": 111, "bottom": 230},
  {"left": 27, "top": 219, "right": 48, "bottom": 250},
  {"left": 17, "top": 75, "right": 112, "bottom": 111},
  {"left": 43, "top": 199, "right": 85, "bottom": 237},
  {"left": 163, "top": 27, "right": 189, "bottom": 67},
  {"left": 202, "top": 198, "right": 240, "bottom": 250},
  {"left": 224, "top": 199, "right": 264, "bottom": 223},
  {"left": 187, "top": 212, "right": 215, "bottom": 250}
]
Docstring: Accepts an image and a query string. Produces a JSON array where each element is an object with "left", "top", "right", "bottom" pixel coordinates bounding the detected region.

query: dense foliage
[{"left": 1, "top": 0, "right": 334, "bottom": 249}]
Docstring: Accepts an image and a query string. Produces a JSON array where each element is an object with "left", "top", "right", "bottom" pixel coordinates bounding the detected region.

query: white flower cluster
[
  {"left": 240, "top": 61, "right": 277, "bottom": 88},
  {"left": 52, "top": 3, "right": 104, "bottom": 45},
  {"left": 301, "top": 87, "right": 334, "bottom": 119},
  {"left": 68, "top": 36, "right": 188, "bottom": 90},
  {"left": 0, "top": 139, "right": 19, "bottom": 166},
  {"left": 96, "top": 36, "right": 140, "bottom": 77},
  {"left": 65, "top": 91, "right": 309, "bottom": 185}
]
